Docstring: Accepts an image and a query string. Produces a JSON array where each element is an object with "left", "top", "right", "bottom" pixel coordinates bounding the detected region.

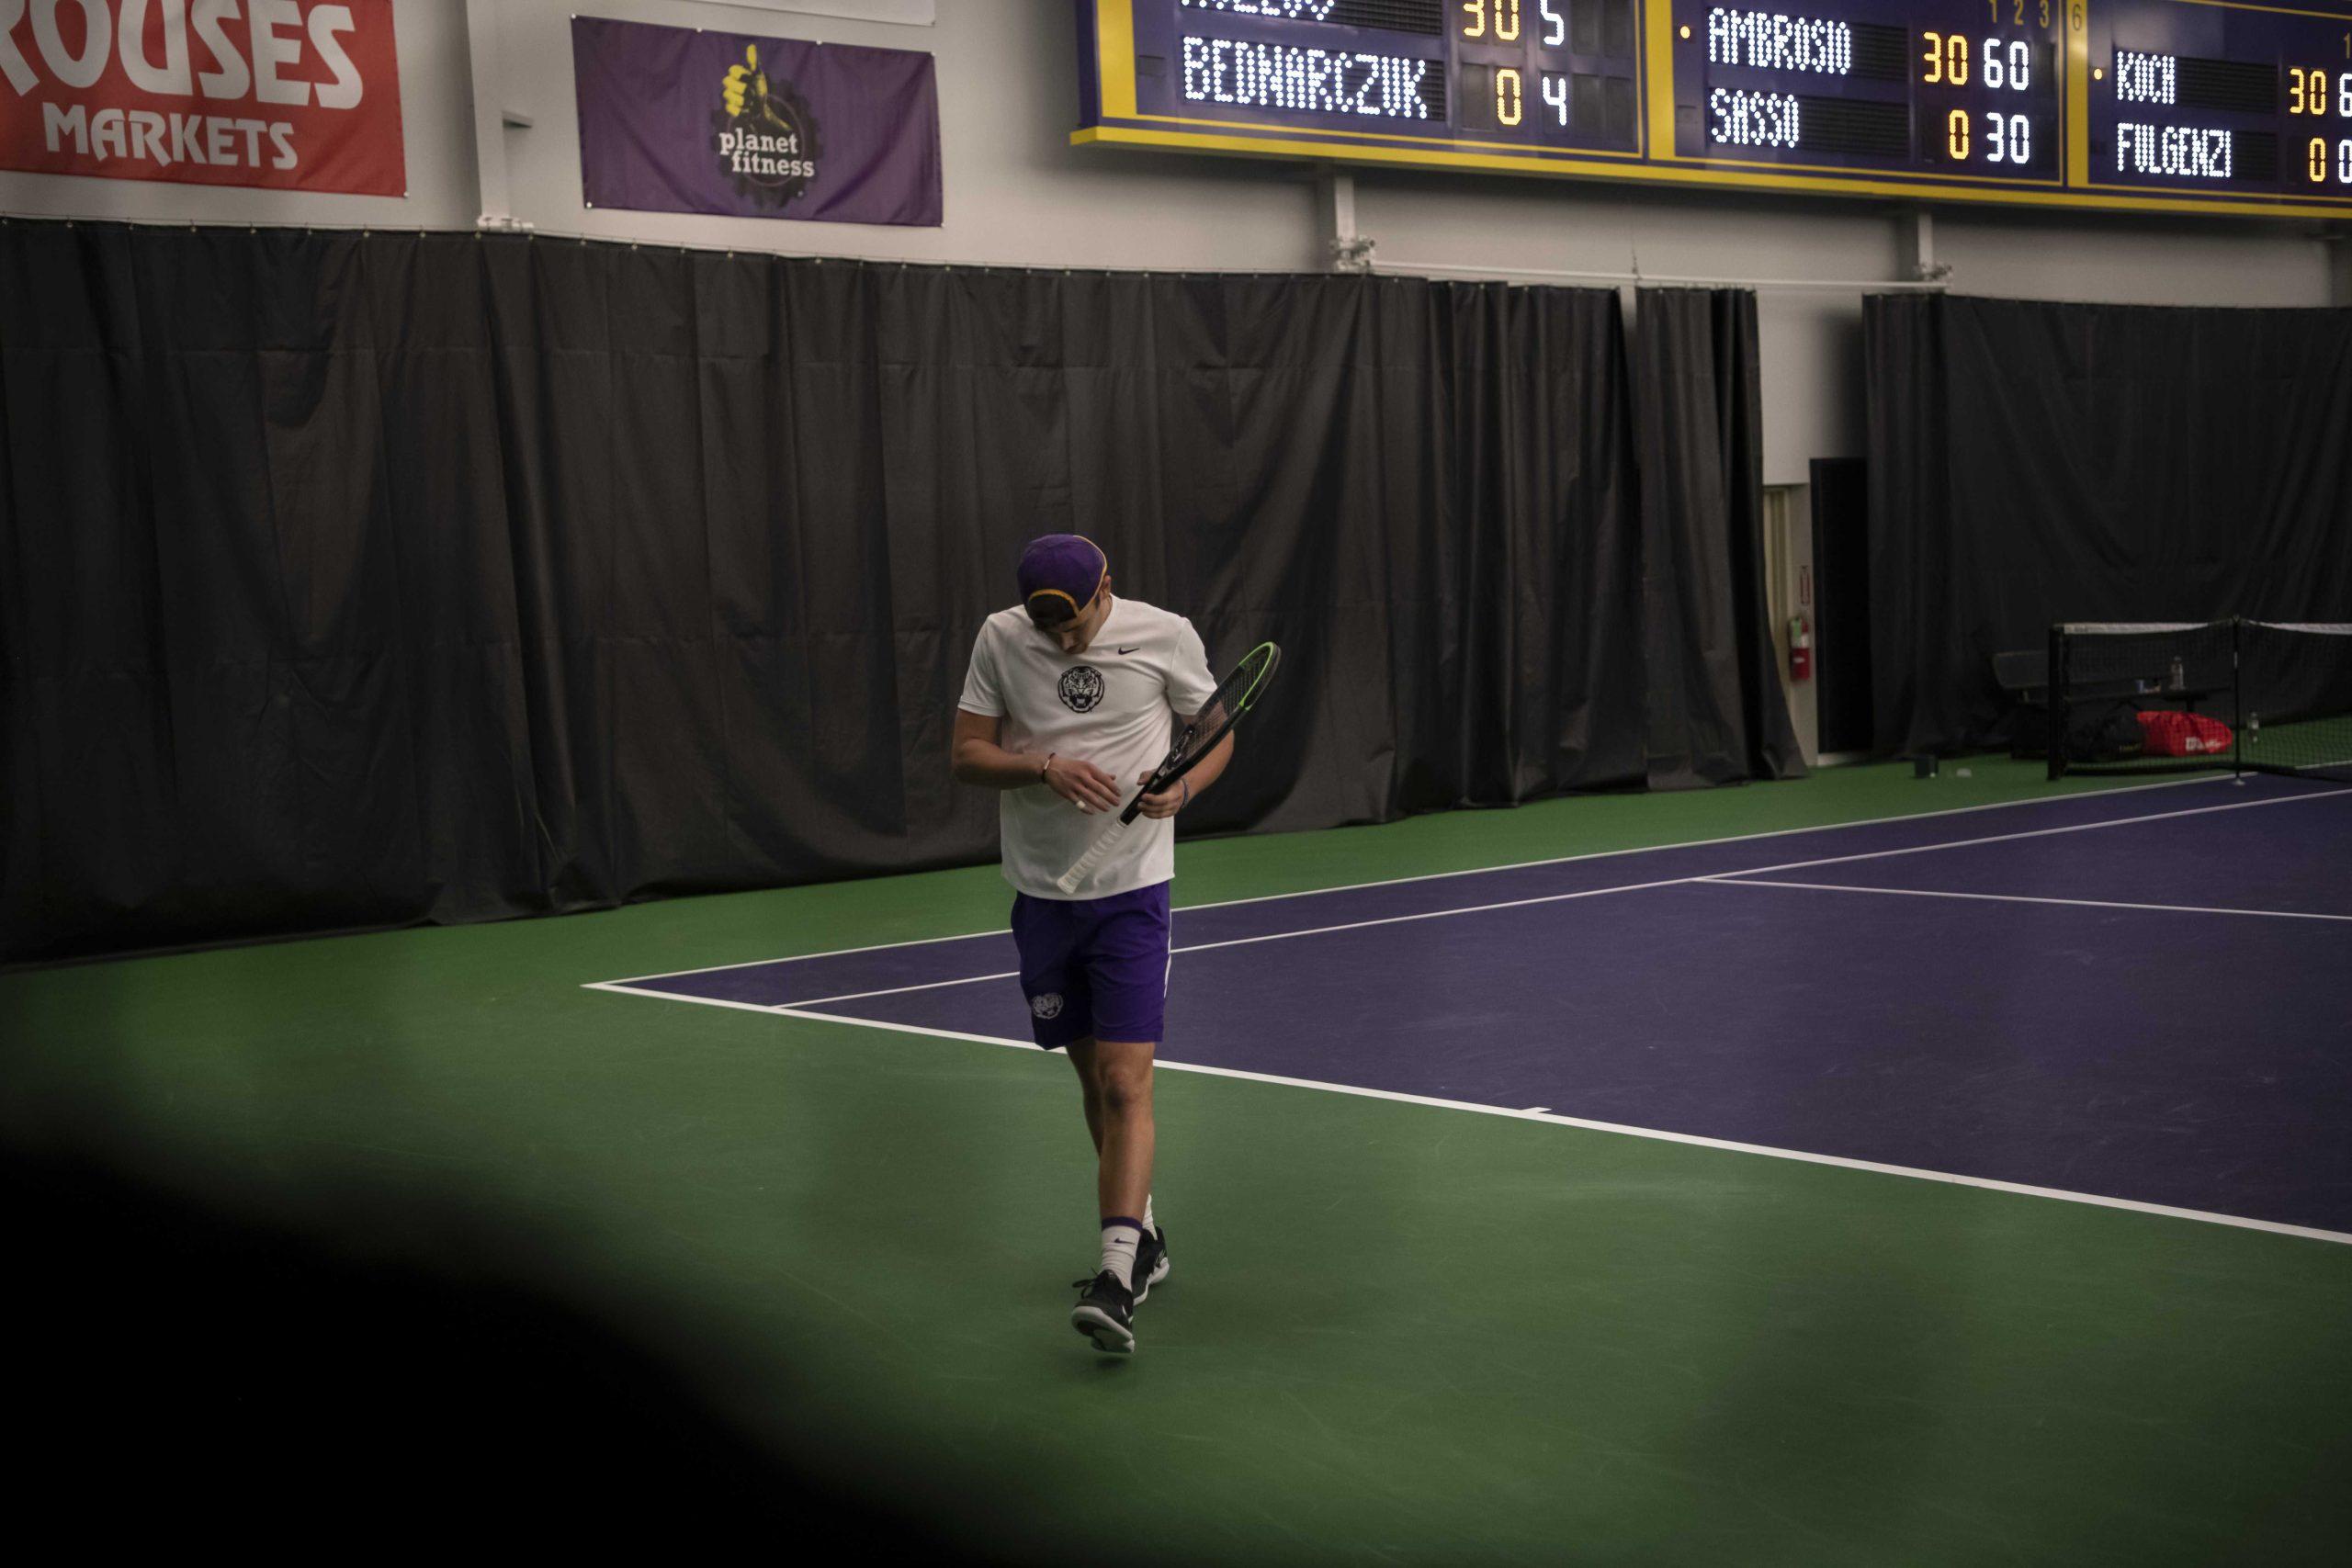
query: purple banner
[{"left": 571, "top": 16, "right": 941, "bottom": 228}]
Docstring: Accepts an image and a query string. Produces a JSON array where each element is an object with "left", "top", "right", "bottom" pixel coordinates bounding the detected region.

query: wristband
[{"left": 1040, "top": 752, "right": 1055, "bottom": 783}]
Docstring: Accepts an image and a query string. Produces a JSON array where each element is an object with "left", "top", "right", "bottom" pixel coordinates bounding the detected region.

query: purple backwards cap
[{"left": 1017, "top": 535, "right": 1107, "bottom": 626}]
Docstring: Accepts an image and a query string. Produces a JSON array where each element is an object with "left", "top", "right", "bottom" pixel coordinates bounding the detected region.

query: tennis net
[{"left": 2048, "top": 620, "right": 2352, "bottom": 782}]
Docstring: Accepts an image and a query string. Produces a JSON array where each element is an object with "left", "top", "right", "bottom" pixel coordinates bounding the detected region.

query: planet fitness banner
[
  {"left": 0, "top": 0, "right": 404, "bottom": 195},
  {"left": 572, "top": 16, "right": 940, "bottom": 228}
]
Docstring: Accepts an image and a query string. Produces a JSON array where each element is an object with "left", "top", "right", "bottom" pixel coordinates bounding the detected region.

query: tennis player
[{"left": 951, "top": 535, "right": 1228, "bottom": 1354}]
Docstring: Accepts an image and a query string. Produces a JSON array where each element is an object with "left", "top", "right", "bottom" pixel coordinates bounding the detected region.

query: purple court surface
[{"left": 600, "top": 776, "right": 2352, "bottom": 1239}]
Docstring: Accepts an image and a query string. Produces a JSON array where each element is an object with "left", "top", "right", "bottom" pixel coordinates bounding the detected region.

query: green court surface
[{"left": 6, "top": 759, "right": 2348, "bottom": 1562}]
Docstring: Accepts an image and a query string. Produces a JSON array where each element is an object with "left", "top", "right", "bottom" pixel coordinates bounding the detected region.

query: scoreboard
[
  {"left": 2088, "top": 0, "right": 2352, "bottom": 200},
  {"left": 1674, "top": 2, "right": 2064, "bottom": 189},
  {"left": 1073, "top": 0, "right": 2352, "bottom": 217}
]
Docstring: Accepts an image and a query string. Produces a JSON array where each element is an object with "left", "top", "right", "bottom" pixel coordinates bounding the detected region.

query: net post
[
  {"left": 2047, "top": 623, "right": 2066, "bottom": 783},
  {"left": 2231, "top": 616, "right": 2244, "bottom": 780}
]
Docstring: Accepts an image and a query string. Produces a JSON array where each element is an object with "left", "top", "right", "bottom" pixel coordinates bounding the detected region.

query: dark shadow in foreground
[{"left": 6, "top": 1142, "right": 1003, "bottom": 1558}]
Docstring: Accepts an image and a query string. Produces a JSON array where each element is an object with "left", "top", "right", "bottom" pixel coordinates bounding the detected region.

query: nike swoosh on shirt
[{"left": 1115, "top": 646, "right": 1140, "bottom": 655}]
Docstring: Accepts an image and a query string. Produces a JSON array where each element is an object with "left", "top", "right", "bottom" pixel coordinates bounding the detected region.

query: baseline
[{"left": 584, "top": 982, "right": 2352, "bottom": 1248}]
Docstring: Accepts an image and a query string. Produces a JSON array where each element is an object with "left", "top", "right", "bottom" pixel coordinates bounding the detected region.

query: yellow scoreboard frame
[{"left": 1074, "top": 0, "right": 2352, "bottom": 220}]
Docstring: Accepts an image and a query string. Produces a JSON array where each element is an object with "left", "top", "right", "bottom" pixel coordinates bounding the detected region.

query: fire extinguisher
[{"left": 1788, "top": 611, "right": 1813, "bottom": 682}]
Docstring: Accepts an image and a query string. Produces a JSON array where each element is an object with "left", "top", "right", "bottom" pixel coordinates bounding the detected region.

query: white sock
[
  {"left": 1099, "top": 1218, "right": 1143, "bottom": 1291},
  {"left": 1144, "top": 1195, "right": 1157, "bottom": 1237}
]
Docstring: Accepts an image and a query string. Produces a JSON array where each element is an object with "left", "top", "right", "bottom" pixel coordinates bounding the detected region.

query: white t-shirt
[{"left": 958, "top": 596, "right": 1220, "bottom": 900}]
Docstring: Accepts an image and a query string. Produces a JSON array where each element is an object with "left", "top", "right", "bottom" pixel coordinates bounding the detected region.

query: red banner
[{"left": 0, "top": 0, "right": 404, "bottom": 195}]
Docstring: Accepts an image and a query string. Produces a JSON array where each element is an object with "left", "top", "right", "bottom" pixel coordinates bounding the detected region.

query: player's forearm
[
  {"left": 1182, "top": 734, "right": 1235, "bottom": 798},
  {"left": 953, "top": 738, "right": 1048, "bottom": 790}
]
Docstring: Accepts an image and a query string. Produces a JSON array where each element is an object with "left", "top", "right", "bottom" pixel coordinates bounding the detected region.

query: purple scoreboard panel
[
  {"left": 1671, "top": 3, "right": 2064, "bottom": 187},
  {"left": 1073, "top": 0, "right": 2352, "bottom": 217},
  {"left": 2087, "top": 0, "right": 2352, "bottom": 202},
  {"left": 1080, "top": 0, "right": 1648, "bottom": 169}
]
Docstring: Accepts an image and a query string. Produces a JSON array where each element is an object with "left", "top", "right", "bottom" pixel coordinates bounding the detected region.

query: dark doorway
[{"left": 1809, "top": 457, "right": 1873, "bottom": 755}]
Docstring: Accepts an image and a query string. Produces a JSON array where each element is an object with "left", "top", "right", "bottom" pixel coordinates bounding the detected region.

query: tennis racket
[{"left": 1053, "top": 641, "right": 1282, "bottom": 895}]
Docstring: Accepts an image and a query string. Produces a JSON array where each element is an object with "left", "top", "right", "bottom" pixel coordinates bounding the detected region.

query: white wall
[
  {"left": 4, "top": 0, "right": 2340, "bottom": 484},
  {"left": 1937, "top": 206, "right": 2332, "bottom": 306}
]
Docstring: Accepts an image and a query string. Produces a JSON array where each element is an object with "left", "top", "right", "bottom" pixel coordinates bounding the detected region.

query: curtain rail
[
  {"left": 1, "top": 216, "right": 1951, "bottom": 292},
  {"left": 1374, "top": 258, "right": 1951, "bottom": 292}
]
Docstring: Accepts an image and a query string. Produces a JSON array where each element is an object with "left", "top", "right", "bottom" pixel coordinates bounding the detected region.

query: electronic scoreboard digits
[
  {"left": 2089, "top": 0, "right": 2352, "bottom": 199},
  {"left": 1453, "top": 1, "right": 1644, "bottom": 151},
  {"left": 1075, "top": 0, "right": 2352, "bottom": 216},
  {"left": 1148, "top": 2, "right": 1453, "bottom": 133},
  {"left": 1130, "top": 0, "right": 1646, "bottom": 158},
  {"left": 1668, "top": 2, "right": 2064, "bottom": 183}
]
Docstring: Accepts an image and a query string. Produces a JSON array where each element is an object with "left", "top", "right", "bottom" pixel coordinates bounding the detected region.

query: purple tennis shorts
[{"left": 1010, "top": 882, "right": 1172, "bottom": 1049}]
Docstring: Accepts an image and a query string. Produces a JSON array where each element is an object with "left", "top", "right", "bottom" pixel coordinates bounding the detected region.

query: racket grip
[{"left": 1054, "top": 818, "right": 1125, "bottom": 895}]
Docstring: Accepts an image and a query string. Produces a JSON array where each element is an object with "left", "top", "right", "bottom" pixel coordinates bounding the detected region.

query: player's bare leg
[
  {"left": 1066, "top": 1037, "right": 1107, "bottom": 1155},
  {"left": 1091, "top": 1041, "right": 1156, "bottom": 1222},
  {"left": 1069, "top": 1039, "right": 1161, "bottom": 1351}
]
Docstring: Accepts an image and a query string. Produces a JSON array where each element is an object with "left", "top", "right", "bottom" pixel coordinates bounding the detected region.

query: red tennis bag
[{"left": 2135, "top": 710, "right": 2233, "bottom": 758}]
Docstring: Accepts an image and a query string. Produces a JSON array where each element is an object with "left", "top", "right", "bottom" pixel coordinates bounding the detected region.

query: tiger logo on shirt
[{"left": 1058, "top": 667, "right": 1105, "bottom": 713}]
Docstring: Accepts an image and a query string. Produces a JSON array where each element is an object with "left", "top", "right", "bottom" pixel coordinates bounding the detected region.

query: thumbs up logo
[
  {"left": 722, "top": 46, "right": 764, "bottom": 119},
  {"left": 712, "top": 41, "right": 822, "bottom": 207}
]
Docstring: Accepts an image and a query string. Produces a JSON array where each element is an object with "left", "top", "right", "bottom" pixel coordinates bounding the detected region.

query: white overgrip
[{"left": 1054, "top": 818, "right": 1127, "bottom": 895}]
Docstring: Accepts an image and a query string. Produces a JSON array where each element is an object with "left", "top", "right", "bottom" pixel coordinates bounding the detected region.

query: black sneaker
[
  {"left": 1070, "top": 1271, "right": 1136, "bottom": 1354},
  {"left": 1133, "top": 1225, "right": 1170, "bottom": 1305}
]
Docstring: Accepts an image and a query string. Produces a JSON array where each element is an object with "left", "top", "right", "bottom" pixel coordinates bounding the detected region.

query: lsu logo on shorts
[{"left": 1030, "top": 992, "right": 1065, "bottom": 1020}]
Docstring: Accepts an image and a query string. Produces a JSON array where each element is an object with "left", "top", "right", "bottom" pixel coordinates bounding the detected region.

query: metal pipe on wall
[{"left": 1369, "top": 258, "right": 1951, "bottom": 292}]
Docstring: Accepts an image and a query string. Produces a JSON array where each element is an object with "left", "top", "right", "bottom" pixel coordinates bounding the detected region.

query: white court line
[
  {"left": 712, "top": 783, "right": 2352, "bottom": 1008},
  {"left": 792, "top": 968, "right": 1023, "bottom": 1009},
  {"left": 584, "top": 983, "right": 2352, "bottom": 1248},
  {"left": 583, "top": 980, "right": 775, "bottom": 1015},
  {"left": 593, "top": 773, "right": 2235, "bottom": 986},
  {"left": 1716, "top": 781, "right": 2352, "bottom": 880},
  {"left": 784, "top": 869, "right": 1706, "bottom": 1006},
  {"left": 1150, "top": 774, "right": 2235, "bottom": 916},
  {"left": 1149, "top": 780, "right": 2342, "bottom": 959},
  {"left": 1705, "top": 877, "right": 2352, "bottom": 924}
]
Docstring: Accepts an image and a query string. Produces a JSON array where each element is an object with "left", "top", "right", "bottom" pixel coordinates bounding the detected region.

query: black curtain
[
  {"left": 1864, "top": 293, "right": 2352, "bottom": 756},
  {"left": 1633, "top": 288, "right": 1806, "bottom": 787},
  {"left": 8, "top": 222, "right": 1776, "bottom": 962},
  {"left": 1405, "top": 280, "right": 1646, "bottom": 808}
]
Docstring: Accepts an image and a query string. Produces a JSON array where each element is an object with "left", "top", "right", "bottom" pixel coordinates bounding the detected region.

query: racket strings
[{"left": 1170, "top": 645, "right": 1276, "bottom": 766}]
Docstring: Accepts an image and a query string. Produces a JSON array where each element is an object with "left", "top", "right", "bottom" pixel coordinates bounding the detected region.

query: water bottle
[{"left": 2169, "top": 656, "right": 2185, "bottom": 691}]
